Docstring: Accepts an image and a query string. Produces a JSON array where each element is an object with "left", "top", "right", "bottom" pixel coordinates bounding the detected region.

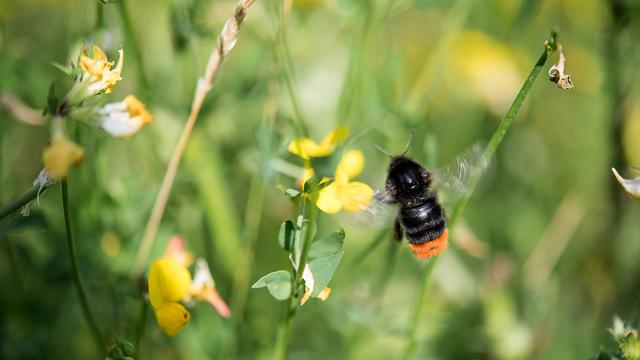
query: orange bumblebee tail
[{"left": 408, "top": 228, "right": 448, "bottom": 259}]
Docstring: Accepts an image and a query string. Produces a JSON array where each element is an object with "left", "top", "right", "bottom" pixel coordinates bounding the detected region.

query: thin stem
[
  {"left": 135, "top": 298, "right": 148, "bottom": 358},
  {"left": 61, "top": 179, "right": 104, "bottom": 352},
  {"left": 0, "top": 185, "right": 41, "bottom": 221},
  {"left": 401, "top": 31, "right": 558, "bottom": 360},
  {"left": 231, "top": 173, "right": 266, "bottom": 318},
  {"left": 130, "top": 0, "right": 256, "bottom": 279},
  {"left": 117, "top": 0, "right": 149, "bottom": 94},
  {"left": 274, "top": 195, "right": 318, "bottom": 360},
  {"left": 274, "top": 0, "right": 307, "bottom": 137}
]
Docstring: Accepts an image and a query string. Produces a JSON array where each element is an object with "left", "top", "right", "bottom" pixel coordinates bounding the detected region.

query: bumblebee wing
[
  {"left": 432, "top": 143, "right": 490, "bottom": 207},
  {"left": 335, "top": 190, "right": 397, "bottom": 228}
]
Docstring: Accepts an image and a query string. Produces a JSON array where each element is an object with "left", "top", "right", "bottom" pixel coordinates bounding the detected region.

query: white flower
[{"left": 97, "top": 95, "right": 154, "bottom": 138}]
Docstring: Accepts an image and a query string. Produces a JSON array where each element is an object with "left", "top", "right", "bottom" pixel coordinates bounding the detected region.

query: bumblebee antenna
[
  {"left": 402, "top": 130, "right": 415, "bottom": 155},
  {"left": 371, "top": 142, "right": 393, "bottom": 158}
]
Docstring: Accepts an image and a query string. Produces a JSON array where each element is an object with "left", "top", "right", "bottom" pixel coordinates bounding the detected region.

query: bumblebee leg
[{"left": 393, "top": 217, "right": 403, "bottom": 242}]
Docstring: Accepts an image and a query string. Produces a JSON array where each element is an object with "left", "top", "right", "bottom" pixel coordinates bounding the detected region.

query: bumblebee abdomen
[{"left": 399, "top": 200, "right": 446, "bottom": 245}]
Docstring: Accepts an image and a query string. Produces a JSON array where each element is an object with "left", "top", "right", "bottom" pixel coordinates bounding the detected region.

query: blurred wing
[
  {"left": 432, "top": 143, "right": 490, "bottom": 206},
  {"left": 335, "top": 190, "right": 396, "bottom": 228}
]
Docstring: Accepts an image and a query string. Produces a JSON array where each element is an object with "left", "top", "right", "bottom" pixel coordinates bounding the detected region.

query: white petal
[
  {"left": 100, "top": 112, "right": 140, "bottom": 138},
  {"left": 190, "top": 258, "right": 215, "bottom": 294},
  {"left": 302, "top": 264, "right": 314, "bottom": 295}
]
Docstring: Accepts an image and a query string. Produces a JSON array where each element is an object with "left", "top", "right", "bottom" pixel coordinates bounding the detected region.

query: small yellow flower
[
  {"left": 148, "top": 258, "right": 192, "bottom": 309},
  {"left": 287, "top": 127, "right": 349, "bottom": 159},
  {"left": 97, "top": 95, "right": 154, "bottom": 138},
  {"left": 288, "top": 128, "right": 373, "bottom": 214},
  {"left": 79, "top": 45, "right": 124, "bottom": 96},
  {"left": 315, "top": 150, "right": 374, "bottom": 214},
  {"left": 147, "top": 237, "right": 231, "bottom": 336},
  {"left": 42, "top": 135, "right": 84, "bottom": 180}
]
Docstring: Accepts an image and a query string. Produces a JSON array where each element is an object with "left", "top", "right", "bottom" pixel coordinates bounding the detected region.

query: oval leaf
[
  {"left": 252, "top": 270, "right": 292, "bottom": 301},
  {"left": 308, "top": 253, "right": 343, "bottom": 297},
  {"left": 278, "top": 220, "right": 296, "bottom": 252},
  {"left": 308, "top": 228, "right": 345, "bottom": 261}
]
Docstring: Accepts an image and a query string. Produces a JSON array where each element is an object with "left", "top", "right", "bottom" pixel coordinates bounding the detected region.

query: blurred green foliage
[{"left": 2, "top": 0, "right": 640, "bottom": 359}]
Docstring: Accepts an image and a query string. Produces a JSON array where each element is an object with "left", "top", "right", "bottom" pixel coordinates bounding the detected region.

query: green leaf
[
  {"left": 45, "top": 83, "right": 58, "bottom": 116},
  {"left": 51, "top": 62, "right": 75, "bottom": 77},
  {"left": 308, "top": 253, "right": 343, "bottom": 297},
  {"left": 308, "top": 228, "right": 345, "bottom": 261},
  {"left": 252, "top": 270, "right": 291, "bottom": 301},
  {"left": 278, "top": 220, "right": 296, "bottom": 252}
]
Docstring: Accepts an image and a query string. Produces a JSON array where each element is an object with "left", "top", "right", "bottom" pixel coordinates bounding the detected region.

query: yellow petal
[
  {"left": 300, "top": 287, "right": 312, "bottom": 305},
  {"left": 154, "top": 302, "right": 190, "bottom": 336},
  {"left": 148, "top": 259, "right": 192, "bottom": 308},
  {"left": 317, "top": 287, "right": 332, "bottom": 301},
  {"left": 336, "top": 149, "right": 365, "bottom": 180},
  {"left": 42, "top": 136, "right": 84, "bottom": 180},
  {"left": 316, "top": 183, "right": 342, "bottom": 214},
  {"left": 113, "top": 48, "right": 124, "bottom": 76},
  {"left": 288, "top": 138, "right": 324, "bottom": 159},
  {"left": 124, "top": 94, "right": 153, "bottom": 124},
  {"left": 92, "top": 44, "right": 108, "bottom": 62},
  {"left": 338, "top": 181, "right": 374, "bottom": 213},
  {"left": 319, "top": 126, "right": 349, "bottom": 150}
]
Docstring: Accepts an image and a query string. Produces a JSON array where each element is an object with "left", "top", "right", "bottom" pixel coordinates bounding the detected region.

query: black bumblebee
[
  {"left": 383, "top": 154, "right": 448, "bottom": 259},
  {"left": 349, "top": 134, "right": 483, "bottom": 259}
]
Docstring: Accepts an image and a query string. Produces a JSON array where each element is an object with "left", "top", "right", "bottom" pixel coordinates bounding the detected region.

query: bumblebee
[{"left": 384, "top": 155, "right": 448, "bottom": 259}]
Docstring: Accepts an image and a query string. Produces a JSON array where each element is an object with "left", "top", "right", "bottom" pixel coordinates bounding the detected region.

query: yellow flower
[
  {"left": 42, "top": 135, "right": 84, "bottom": 180},
  {"left": 315, "top": 150, "right": 374, "bottom": 214},
  {"left": 287, "top": 128, "right": 373, "bottom": 214},
  {"left": 147, "top": 237, "right": 231, "bottom": 336},
  {"left": 79, "top": 45, "right": 124, "bottom": 96},
  {"left": 148, "top": 259, "right": 192, "bottom": 309},
  {"left": 97, "top": 95, "right": 154, "bottom": 138},
  {"left": 287, "top": 127, "right": 348, "bottom": 159}
]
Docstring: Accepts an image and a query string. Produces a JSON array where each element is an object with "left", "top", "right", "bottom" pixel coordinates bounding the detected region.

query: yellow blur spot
[{"left": 100, "top": 232, "right": 120, "bottom": 256}]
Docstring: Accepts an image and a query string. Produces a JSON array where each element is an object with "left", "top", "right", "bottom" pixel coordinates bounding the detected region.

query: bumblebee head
[{"left": 386, "top": 156, "right": 431, "bottom": 200}]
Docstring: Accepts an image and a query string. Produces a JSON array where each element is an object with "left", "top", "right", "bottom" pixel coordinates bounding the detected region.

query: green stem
[
  {"left": 61, "top": 179, "right": 104, "bottom": 352},
  {"left": 0, "top": 185, "right": 41, "bottom": 221},
  {"left": 274, "top": 0, "right": 307, "bottom": 137},
  {"left": 274, "top": 195, "right": 318, "bottom": 360},
  {"left": 117, "top": 0, "right": 149, "bottom": 94},
  {"left": 135, "top": 298, "right": 148, "bottom": 358},
  {"left": 400, "top": 31, "right": 558, "bottom": 360}
]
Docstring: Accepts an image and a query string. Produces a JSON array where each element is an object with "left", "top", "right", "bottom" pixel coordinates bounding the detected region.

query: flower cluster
[
  {"left": 42, "top": 44, "right": 154, "bottom": 180},
  {"left": 288, "top": 127, "right": 374, "bottom": 214},
  {"left": 147, "top": 237, "right": 230, "bottom": 336}
]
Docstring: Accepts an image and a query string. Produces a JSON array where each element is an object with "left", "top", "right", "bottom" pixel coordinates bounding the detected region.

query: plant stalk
[
  {"left": 401, "top": 31, "right": 558, "bottom": 360},
  {"left": 61, "top": 179, "right": 104, "bottom": 352},
  {"left": 0, "top": 185, "right": 41, "bottom": 221},
  {"left": 274, "top": 195, "right": 318, "bottom": 360}
]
